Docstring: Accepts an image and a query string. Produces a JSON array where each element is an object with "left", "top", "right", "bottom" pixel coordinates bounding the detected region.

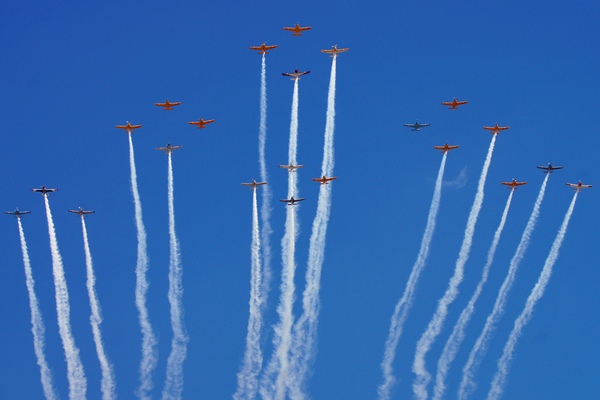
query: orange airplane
[
  {"left": 483, "top": 124, "right": 510, "bottom": 134},
  {"left": 312, "top": 176, "right": 337, "bottom": 185},
  {"left": 320, "top": 46, "right": 349, "bottom": 57},
  {"left": 283, "top": 24, "right": 312, "bottom": 35},
  {"left": 501, "top": 179, "right": 527, "bottom": 189},
  {"left": 441, "top": 98, "right": 468, "bottom": 109},
  {"left": 250, "top": 43, "right": 278, "bottom": 54},
  {"left": 433, "top": 143, "right": 460, "bottom": 153},
  {"left": 116, "top": 121, "right": 142, "bottom": 133},
  {"left": 154, "top": 99, "right": 181, "bottom": 110},
  {"left": 188, "top": 118, "right": 215, "bottom": 129}
]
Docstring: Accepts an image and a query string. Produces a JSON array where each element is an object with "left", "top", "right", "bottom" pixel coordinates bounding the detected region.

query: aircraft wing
[
  {"left": 568, "top": 183, "right": 593, "bottom": 188},
  {"left": 457, "top": 101, "right": 468, "bottom": 105},
  {"left": 265, "top": 45, "right": 277, "bottom": 50},
  {"left": 516, "top": 182, "right": 527, "bottom": 186},
  {"left": 283, "top": 27, "right": 294, "bottom": 31},
  {"left": 280, "top": 199, "right": 291, "bottom": 202},
  {"left": 422, "top": 123, "right": 431, "bottom": 127},
  {"left": 404, "top": 124, "right": 416, "bottom": 128},
  {"left": 249, "top": 46, "right": 261, "bottom": 50},
  {"left": 441, "top": 102, "right": 453, "bottom": 106},
  {"left": 537, "top": 166, "right": 550, "bottom": 170},
  {"left": 204, "top": 119, "right": 215, "bottom": 124}
]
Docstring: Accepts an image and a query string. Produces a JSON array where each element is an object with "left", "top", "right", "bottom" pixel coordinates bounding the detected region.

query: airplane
[
  {"left": 312, "top": 176, "right": 337, "bottom": 185},
  {"left": 433, "top": 143, "right": 460, "bottom": 153},
  {"left": 537, "top": 163, "right": 563, "bottom": 173},
  {"left": 154, "top": 99, "right": 181, "bottom": 110},
  {"left": 441, "top": 98, "right": 468, "bottom": 109},
  {"left": 31, "top": 186, "right": 57, "bottom": 196},
  {"left": 241, "top": 180, "right": 268, "bottom": 190},
  {"left": 282, "top": 69, "right": 310, "bottom": 80},
  {"left": 188, "top": 118, "right": 215, "bottom": 129},
  {"left": 566, "top": 181, "right": 593, "bottom": 191},
  {"left": 320, "top": 45, "right": 349, "bottom": 57},
  {"left": 279, "top": 163, "right": 305, "bottom": 172},
  {"left": 250, "top": 43, "right": 278, "bottom": 54},
  {"left": 4, "top": 207, "right": 31, "bottom": 218},
  {"left": 501, "top": 179, "right": 527, "bottom": 189},
  {"left": 116, "top": 121, "right": 142, "bottom": 133},
  {"left": 283, "top": 24, "right": 312, "bottom": 35},
  {"left": 404, "top": 120, "right": 430, "bottom": 131},
  {"left": 68, "top": 207, "right": 95, "bottom": 217},
  {"left": 280, "top": 196, "right": 305, "bottom": 205},
  {"left": 483, "top": 124, "right": 510, "bottom": 134},
  {"left": 156, "top": 143, "right": 183, "bottom": 154}
]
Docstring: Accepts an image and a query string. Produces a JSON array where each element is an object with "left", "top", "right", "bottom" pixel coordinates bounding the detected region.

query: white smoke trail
[
  {"left": 162, "top": 153, "right": 189, "bottom": 400},
  {"left": 458, "top": 174, "right": 549, "bottom": 400},
  {"left": 287, "top": 56, "right": 337, "bottom": 400},
  {"left": 377, "top": 153, "right": 448, "bottom": 400},
  {"left": 81, "top": 218, "right": 116, "bottom": 400},
  {"left": 44, "top": 196, "right": 87, "bottom": 399},
  {"left": 412, "top": 135, "right": 497, "bottom": 400},
  {"left": 129, "top": 132, "right": 158, "bottom": 400},
  {"left": 486, "top": 192, "right": 578, "bottom": 400},
  {"left": 18, "top": 218, "right": 58, "bottom": 400},
  {"left": 432, "top": 190, "right": 514, "bottom": 400},
  {"left": 235, "top": 189, "right": 264, "bottom": 400}
]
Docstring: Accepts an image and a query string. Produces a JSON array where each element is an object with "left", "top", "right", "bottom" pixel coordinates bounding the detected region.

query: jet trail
[
  {"left": 412, "top": 135, "right": 497, "bottom": 400},
  {"left": 81, "top": 218, "right": 116, "bottom": 400},
  {"left": 432, "top": 190, "right": 514, "bottom": 400},
  {"left": 377, "top": 153, "right": 448, "bottom": 400},
  {"left": 486, "top": 192, "right": 578, "bottom": 400},
  {"left": 129, "top": 131, "right": 158, "bottom": 400},
  {"left": 44, "top": 196, "right": 87, "bottom": 399},
  {"left": 234, "top": 189, "right": 264, "bottom": 400},
  {"left": 458, "top": 174, "right": 549, "bottom": 400},
  {"left": 162, "top": 153, "right": 189, "bottom": 400},
  {"left": 18, "top": 218, "right": 58, "bottom": 400}
]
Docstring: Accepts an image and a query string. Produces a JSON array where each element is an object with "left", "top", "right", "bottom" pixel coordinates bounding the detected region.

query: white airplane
[
  {"left": 156, "top": 143, "right": 183, "bottom": 154},
  {"left": 31, "top": 186, "right": 57, "bottom": 196},
  {"left": 280, "top": 196, "right": 305, "bottom": 205},
  {"left": 404, "top": 120, "right": 430, "bottom": 131},
  {"left": 241, "top": 180, "right": 267, "bottom": 190},
  {"left": 279, "top": 162, "right": 305, "bottom": 172},
  {"left": 68, "top": 207, "right": 95, "bottom": 217},
  {"left": 282, "top": 69, "right": 310, "bottom": 80},
  {"left": 566, "top": 181, "right": 593, "bottom": 191},
  {"left": 5, "top": 207, "right": 31, "bottom": 218}
]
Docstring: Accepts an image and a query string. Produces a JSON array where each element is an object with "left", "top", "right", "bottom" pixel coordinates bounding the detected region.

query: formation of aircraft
[
  {"left": 501, "top": 179, "right": 527, "bottom": 189},
  {"left": 566, "top": 181, "right": 593, "bottom": 191},
  {"left": 441, "top": 99, "right": 468, "bottom": 109},
  {"left": 4, "top": 207, "right": 30, "bottom": 218},
  {"left": 312, "top": 176, "right": 337, "bottom": 185},
  {"left": 241, "top": 180, "right": 267, "bottom": 190},
  {"left": 156, "top": 143, "right": 183, "bottom": 154},
  {"left": 188, "top": 118, "right": 215, "bottom": 129},
  {"left": 483, "top": 124, "right": 510, "bottom": 134},
  {"left": 279, "top": 163, "right": 305, "bottom": 172},
  {"left": 116, "top": 122, "right": 142, "bottom": 133},
  {"left": 68, "top": 207, "right": 95, "bottom": 217},
  {"left": 537, "top": 163, "right": 563, "bottom": 173},
  {"left": 154, "top": 99, "right": 181, "bottom": 110},
  {"left": 282, "top": 69, "right": 310, "bottom": 80},
  {"left": 283, "top": 24, "right": 312, "bottom": 35},
  {"left": 31, "top": 186, "right": 57, "bottom": 196},
  {"left": 280, "top": 196, "right": 305, "bottom": 206},
  {"left": 320, "top": 46, "right": 349, "bottom": 57},
  {"left": 404, "top": 120, "right": 430, "bottom": 131},
  {"left": 434, "top": 143, "right": 460, "bottom": 153},
  {"left": 250, "top": 43, "right": 278, "bottom": 54}
]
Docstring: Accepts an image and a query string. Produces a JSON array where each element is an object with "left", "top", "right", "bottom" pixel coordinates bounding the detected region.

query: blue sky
[{"left": 1, "top": 0, "right": 599, "bottom": 399}]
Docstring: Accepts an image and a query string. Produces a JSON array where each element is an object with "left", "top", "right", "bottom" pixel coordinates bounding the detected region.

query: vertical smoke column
[
  {"left": 162, "top": 152, "right": 189, "bottom": 400},
  {"left": 129, "top": 131, "right": 158, "bottom": 399},
  {"left": 44, "top": 196, "right": 87, "bottom": 399},
  {"left": 18, "top": 217, "right": 58, "bottom": 400},
  {"left": 378, "top": 153, "right": 448, "bottom": 400},
  {"left": 81, "top": 217, "right": 116, "bottom": 400},
  {"left": 486, "top": 192, "right": 578, "bottom": 400}
]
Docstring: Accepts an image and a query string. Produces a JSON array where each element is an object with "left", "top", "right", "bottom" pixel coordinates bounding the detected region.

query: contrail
[
  {"left": 18, "top": 217, "right": 58, "bottom": 400},
  {"left": 234, "top": 189, "right": 264, "bottom": 400},
  {"left": 81, "top": 218, "right": 116, "bottom": 400},
  {"left": 162, "top": 153, "right": 189, "bottom": 400},
  {"left": 486, "top": 192, "right": 578, "bottom": 400},
  {"left": 129, "top": 131, "right": 158, "bottom": 400},
  {"left": 287, "top": 56, "right": 337, "bottom": 400},
  {"left": 377, "top": 153, "right": 448, "bottom": 400},
  {"left": 412, "top": 135, "right": 497, "bottom": 400},
  {"left": 458, "top": 175, "right": 549, "bottom": 400},
  {"left": 44, "top": 196, "right": 87, "bottom": 399},
  {"left": 432, "top": 190, "right": 514, "bottom": 400}
]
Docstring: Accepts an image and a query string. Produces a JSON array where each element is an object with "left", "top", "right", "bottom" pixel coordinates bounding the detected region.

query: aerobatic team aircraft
[
  {"left": 154, "top": 99, "right": 181, "bottom": 110},
  {"left": 501, "top": 179, "right": 527, "bottom": 189},
  {"left": 116, "top": 121, "right": 142, "bottom": 133},
  {"left": 4, "top": 207, "right": 30, "bottom": 218},
  {"left": 241, "top": 180, "right": 268, "bottom": 190},
  {"left": 279, "top": 163, "right": 305, "bottom": 172},
  {"left": 441, "top": 98, "right": 468, "bottom": 109},
  {"left": 68, "top": 207, "right": 95, "bottom": 217},
  {"left": 320, "top": 46, "right": 349, "bottom": 57},
  {"left": 250, "top": 43, "right": 278, "bottom": 54},
  {"left": 156, "top": 143, "right": 183, "bottom": 154},
  {"left": 566, "top": 181, "right": 593, "bottom": 191},
  {"left": 483, "top": 124, "right": 510, "bottom": 134},
  {"left": 188, "top": 118, "right": 215, "bottom": 129},
  {"left": 312, "top": 176, "right": 337, "bottom": 185},
  {"left": 404, "top": 120, "right": 430, "bottom": 131},
  {"left": 537, "top": 163, "right": 563, "bottom": 173},
  {"left": 280, "top": 196, "right": 305, "bottom": 206},
  {"left": 283, "top": 24, "right": 312, "bottom": 35},
  {"left": 31, "top": 186, "right": 57, "bottom": 196},
  {"left": 282, "top": 69, "right": 310, "bottom": 80},
  {"left": 433, "top": 143, "right": 460, "bottom": 153}
]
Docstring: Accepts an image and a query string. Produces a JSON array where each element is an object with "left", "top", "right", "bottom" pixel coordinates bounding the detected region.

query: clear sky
[{"left": 1, "top": 0, "right": 599, "bottom": 399}]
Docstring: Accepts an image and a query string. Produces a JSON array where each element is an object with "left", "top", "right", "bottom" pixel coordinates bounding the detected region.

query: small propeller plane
[
  {"left": 320, "top": 46, "right": 349, "bottom": 57},
  {"left": 250, "top": 43, "right": 278, "bottom": 54},
  {"left": 404, "top": 120, "right": 430, "bottom": 131},
  {"left": 156, "top": 143, "right": 183, "bottom": 154},
  {"left": 154, "top": 99, "right": 181, "bottom": 110},
  {"left": 31, "top": 186, "right": 57, "bottom": 196},
  {"left": 283, "top": 24, "right": 312, "bottom": 35},
  {"left": 483, "top": 124, "right": 510, "bottom": 134},
  {"left": 501, "top": 179, "right": 527, "bottom": 189},
  {"left": 188, "top": 118, "right": 215, "bottom": 129},
  {"left": 280, "top": 196, "right": 305, "bottom": 205},
  {"left": 116, "top": 121, "right": 142, "bottom": 133},
  {"left": 279, "top": 163, "right": 305, "bottom": 172},
  {"left": 68, "top": 207, "right": 95, "bottom": 217},
  {"left": 566, "top": 181, "right": 593, "bottom": 191},
  {"left": 282, "top": 69, "right": 310, "bottom": 80},
  {"left": 5, "top": 207, "right": 31, "bottom": 218},
  {"left": 241, "top": 180, "right": 268, "bottom": 190},
  {"left": 433, "top": 143, "right": 460, "bottom": 153},
  {"left": 537, "top": 163, "right": 563, "bottom": 173},
  {"left": 312, "top": 176, "right": 337, "bottom": 185},
  {"left": 441, "top": 98, "right": 468, "bottom": 109}
]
